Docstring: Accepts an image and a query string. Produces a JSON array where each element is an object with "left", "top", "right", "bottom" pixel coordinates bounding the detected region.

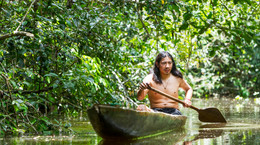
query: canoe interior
[{"left": 87, "top": 104, "right": 187, "bottom": 139}]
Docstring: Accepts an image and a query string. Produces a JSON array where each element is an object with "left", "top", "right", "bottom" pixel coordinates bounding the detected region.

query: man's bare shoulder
[
  {"left": 171, "top": 75, "right": 184, "bottom": 82},
  {"left": 143, "top": 73, "right": 153, "bottom": 83}
]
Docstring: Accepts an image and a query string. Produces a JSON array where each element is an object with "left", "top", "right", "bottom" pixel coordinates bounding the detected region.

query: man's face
[{"left": 158, "top": 56, "right": 173, "bottom": 75}]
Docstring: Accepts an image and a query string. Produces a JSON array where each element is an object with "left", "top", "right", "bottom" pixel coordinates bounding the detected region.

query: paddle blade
[{"left": 198, "top": 108, "right": 227, "bottom": 123}]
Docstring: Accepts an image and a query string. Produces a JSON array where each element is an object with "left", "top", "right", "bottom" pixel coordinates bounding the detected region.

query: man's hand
[
  {"left": 184, "top": 98, "right": 192, "bottom": 108},
  {"left": 137, "top": 104, "right": 154, "bottom": 112},
  {"left": 139, "top": 82, "right": 151, "bottom": 90},
  {"left": 137, "top": 83, "right": 150, "bottom": 100}
]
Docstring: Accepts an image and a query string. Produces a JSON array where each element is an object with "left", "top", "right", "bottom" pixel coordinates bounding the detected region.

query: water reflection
[
  {"left": 1, "top": 98, "right": 260, "bottom": 144},
  {"left": 0, "top": 135, "right": 99, "bottom": 145},
  {"left": 190, "top": 123, "right": 226, "bottom": 141},
  {"left": 98, "top": 123, "right": 228, "bottom": 145},
  {"left": 99, "top": 128, "right": 186, "bottom": 145},
  {"left": 182, "top": 97, "right": 260, "bottom": 144}
]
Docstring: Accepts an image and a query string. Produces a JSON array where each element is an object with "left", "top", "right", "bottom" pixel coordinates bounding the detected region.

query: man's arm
[
  {"left": 137, "top": 83, "right": 149, "bottom": 100},
  {"left": 137, "top": 74, "right": 152, "bottom": 100},
  {"left": 179, "top": 79, "right": 193, "bottom": 107},
  {"left": 136, "top": 75, "right": 154, "bottom": 112}
]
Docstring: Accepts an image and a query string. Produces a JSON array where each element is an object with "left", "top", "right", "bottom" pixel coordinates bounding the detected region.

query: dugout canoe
[{"left": 87, "top": 104, "right": 187, "bottom": 139}]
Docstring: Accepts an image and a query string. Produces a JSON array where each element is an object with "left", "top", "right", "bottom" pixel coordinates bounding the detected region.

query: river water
[{"left": 1, "top": 97, "right": 260, "bottom": 145}]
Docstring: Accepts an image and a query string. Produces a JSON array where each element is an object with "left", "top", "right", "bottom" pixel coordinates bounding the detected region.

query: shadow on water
[
  {"left": 189, "top": 123, "right": 226, "bottom": 142},
  {"left": 99, "top": 128, "right": 187, "bottom": 145},
  {"left": 99, "top": 123, "right": 227, "bottom": 145}
]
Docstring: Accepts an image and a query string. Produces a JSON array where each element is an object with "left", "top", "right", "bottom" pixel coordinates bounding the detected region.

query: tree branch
[
  {"left": 0, "top": 90, "right": 7, "bottom": 114},
  {"left": 20, "top": 113, "right": 39, "bottom": 134},
  {"left": 0, "top": 62, "right": 7, "bottom": 74},
  {"left": 221, "top": 1, "right": 232, "bottom": 16},
  {"left": 135, "top": 4, "right": 150, "bottom": 38},
  {"left": 111, "top": 70, "right": 138, "bottom": 107},
  {"left": 0, "top": 31, "right": 34, "bottom": 40},
  {"left": 1, "top": 74, "right": 18, "bottom": 127},
  {"left": 0, "top": 87, "right": 53, "bottom": 97},
  {"left": 13, "top": 87, "right": 53, "bottom": 95},
  {"left": 15, "top": 0, "right": 37, "bottom": 32}
]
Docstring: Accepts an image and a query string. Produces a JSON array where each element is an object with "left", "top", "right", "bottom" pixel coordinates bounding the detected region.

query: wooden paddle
[{"left": 147, "top": 85, "right": 227, "bottom": 123}]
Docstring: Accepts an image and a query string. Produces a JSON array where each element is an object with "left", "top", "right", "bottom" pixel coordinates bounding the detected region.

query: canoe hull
[{"left": 87, "top": 105, "right": 187, "bottom": 139}]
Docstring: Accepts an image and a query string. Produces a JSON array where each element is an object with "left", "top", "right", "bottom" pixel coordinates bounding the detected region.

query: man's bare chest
[{"left": 150, "top": 78, "right": 180, "bottom": 96}]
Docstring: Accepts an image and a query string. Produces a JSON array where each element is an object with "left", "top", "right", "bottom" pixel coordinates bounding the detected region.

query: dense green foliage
[{"left": 0, "top": 0, "right": 259, "bottom": 135}]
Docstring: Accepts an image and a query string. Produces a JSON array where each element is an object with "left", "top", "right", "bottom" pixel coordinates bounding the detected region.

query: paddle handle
[{"left": 149, "top": 86, "right": 199, "bottom": 111}]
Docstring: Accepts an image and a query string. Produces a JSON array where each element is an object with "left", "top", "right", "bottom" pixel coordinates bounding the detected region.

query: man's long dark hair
[{"left": 152, "top": 51, "right": 183, "bottom": 84}]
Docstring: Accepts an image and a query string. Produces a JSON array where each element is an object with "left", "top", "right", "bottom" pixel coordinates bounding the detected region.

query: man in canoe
[{"left": 137, "top": 51, "right": 193, "bottom": 115}]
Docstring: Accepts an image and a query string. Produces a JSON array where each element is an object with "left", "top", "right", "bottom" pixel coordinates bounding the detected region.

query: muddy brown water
[{"left": 1, "top": 98, "right": 260, "bottom": 145}]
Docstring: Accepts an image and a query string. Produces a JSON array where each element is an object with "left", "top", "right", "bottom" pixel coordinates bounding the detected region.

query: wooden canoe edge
[{"left": 87, "top": 105, "right": 187, "bottom": 139}]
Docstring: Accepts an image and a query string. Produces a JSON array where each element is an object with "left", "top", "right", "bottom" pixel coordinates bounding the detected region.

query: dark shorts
[{"left": 152, "top": 108, "right": 182, "bottom": 115}]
